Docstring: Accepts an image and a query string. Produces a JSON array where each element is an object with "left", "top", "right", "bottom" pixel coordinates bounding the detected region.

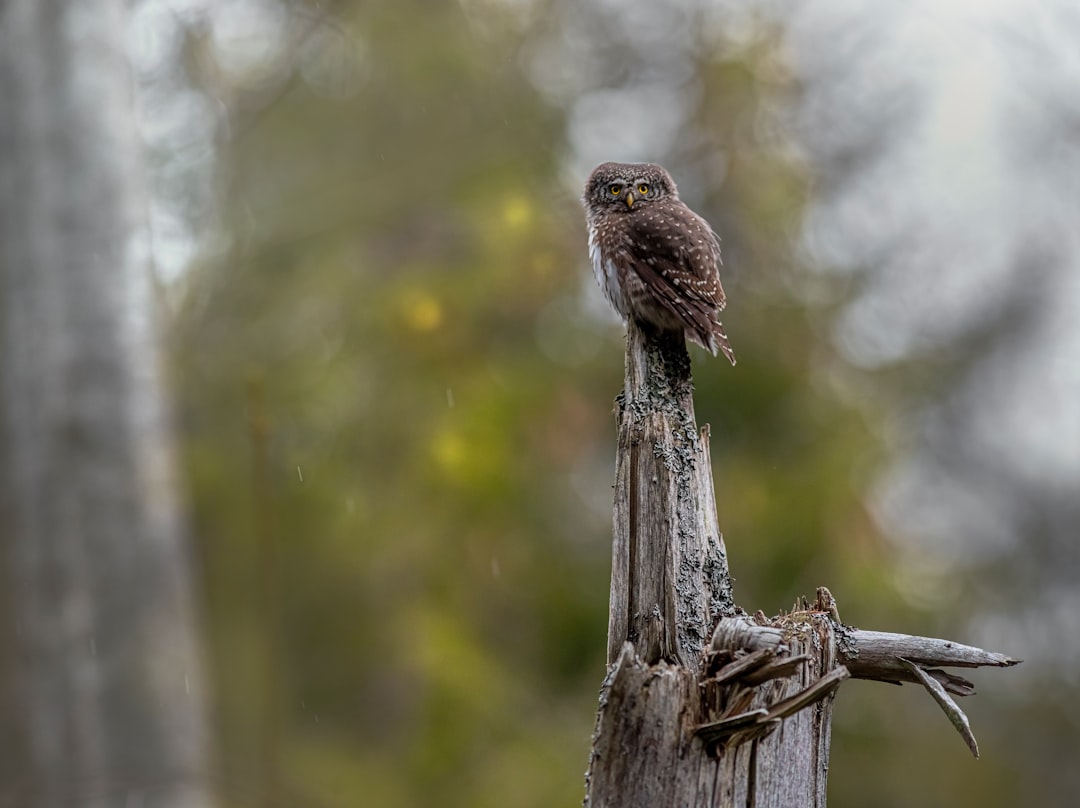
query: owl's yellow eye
[
  {"left": 609, "top": 184, "right": 621, "bottom": 195},
  {"left": 637, "top": 183, "right": 650, "bottom": 195}
]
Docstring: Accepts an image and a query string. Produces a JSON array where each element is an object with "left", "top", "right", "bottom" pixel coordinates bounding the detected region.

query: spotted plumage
[{"left": 583, "top": 161, "right": 735, "bottom": 365}]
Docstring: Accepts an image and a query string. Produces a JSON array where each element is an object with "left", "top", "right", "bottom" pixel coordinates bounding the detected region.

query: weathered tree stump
[{"left": 583, "top": 321, "right": 1018, "bottom": 807}]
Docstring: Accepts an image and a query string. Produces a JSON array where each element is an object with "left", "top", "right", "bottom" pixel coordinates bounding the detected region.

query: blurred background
[{"left": 3, "top": 0, "right": 1079, "bottom": 805}]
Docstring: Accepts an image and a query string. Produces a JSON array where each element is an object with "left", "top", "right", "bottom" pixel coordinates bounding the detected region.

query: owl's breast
[{"left": 588, "top": 224, "right": 629, "bottom": 320}]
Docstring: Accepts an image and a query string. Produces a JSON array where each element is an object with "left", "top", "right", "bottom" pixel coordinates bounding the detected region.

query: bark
[
  {"left": 607, "top": 322, "right": 733, "bottom": 669},
  {"left": 839, "top": 629, "right": 1018, "bottom": 693},
  {"left": 0, "top": 3, "right": 216, "bottom": 806},
  {"left": 587, "top": 615, "right": 844, "bottom": 808},
  {"left": 584, "top": 320, "right": 1019, "bottom": 806},
  {"left": 586, "top": 321, "right": 841, "bottom": 807}
]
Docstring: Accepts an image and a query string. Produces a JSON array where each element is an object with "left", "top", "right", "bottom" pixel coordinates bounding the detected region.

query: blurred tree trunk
[{"left": 0, "top": 2, "right": 216, "bottom": 806}]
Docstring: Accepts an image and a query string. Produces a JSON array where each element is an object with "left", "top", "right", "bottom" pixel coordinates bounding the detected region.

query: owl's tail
[{"left": 704, "top": 321, "right": 736, "bottom": 366}]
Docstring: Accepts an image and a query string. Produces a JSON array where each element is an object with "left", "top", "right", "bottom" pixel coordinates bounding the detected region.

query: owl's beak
[{"left": 624, "top": 192, "right": 635, "bottom": 208}]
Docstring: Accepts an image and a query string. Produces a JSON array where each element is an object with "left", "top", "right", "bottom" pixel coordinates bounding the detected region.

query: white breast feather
[{"left": 588, "top": 227, "right": 628, "bottom": 320}]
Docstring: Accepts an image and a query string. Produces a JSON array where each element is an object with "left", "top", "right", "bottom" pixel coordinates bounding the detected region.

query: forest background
[{"left": 4, "top": 1, "right": 1080, "bottom": 806}]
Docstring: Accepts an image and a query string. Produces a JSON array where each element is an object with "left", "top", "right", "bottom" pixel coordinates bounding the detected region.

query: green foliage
[{"left": 171, "top": 3, "right": 912, "bottom": 806}]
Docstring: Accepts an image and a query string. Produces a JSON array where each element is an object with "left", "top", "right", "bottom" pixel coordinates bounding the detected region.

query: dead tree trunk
[
  {"left": 0, "top": 2, "right": 217, "bottom": 806},
  {"left": 584, "top": 321, "right": 1018, "bottom": 807}
]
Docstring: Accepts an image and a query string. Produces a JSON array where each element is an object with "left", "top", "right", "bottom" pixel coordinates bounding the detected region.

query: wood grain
[{"left": 585, "top": 322, "right": 1020, "bottom": 806}]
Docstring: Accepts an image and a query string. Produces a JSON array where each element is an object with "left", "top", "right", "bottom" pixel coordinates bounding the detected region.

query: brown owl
[{"left": 583, "top": 162, "right": 735, "bottom": 365}]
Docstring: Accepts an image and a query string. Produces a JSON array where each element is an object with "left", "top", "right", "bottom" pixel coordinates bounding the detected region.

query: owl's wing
[
  {"left": 619, "top": 203, "right": 735, "bottom": 363},
  {"left": 631, "top": 205, "right": 723, "bottom": 301}
]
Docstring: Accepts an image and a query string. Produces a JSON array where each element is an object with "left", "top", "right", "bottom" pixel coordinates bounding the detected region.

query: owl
[{"left": 583, "top": 162, "right": 735, "bottom": 365}]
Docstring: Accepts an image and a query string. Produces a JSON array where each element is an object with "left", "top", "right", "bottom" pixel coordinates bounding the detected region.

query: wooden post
[
  {"left": 607, "top": 320, "right": 732, "bottom": 669},
  {"left": 584, "top": 321, "right": 1019, "bottom": 807}
]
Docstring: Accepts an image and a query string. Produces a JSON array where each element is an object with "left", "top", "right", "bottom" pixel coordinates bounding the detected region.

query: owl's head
[{"left": 583, "top": 162, "right": 677, "bottom": 215}]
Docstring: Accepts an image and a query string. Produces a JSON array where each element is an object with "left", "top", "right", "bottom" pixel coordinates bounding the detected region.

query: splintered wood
[{"left": 584, "top": 319, "right": 1019, "bottom": 807}]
